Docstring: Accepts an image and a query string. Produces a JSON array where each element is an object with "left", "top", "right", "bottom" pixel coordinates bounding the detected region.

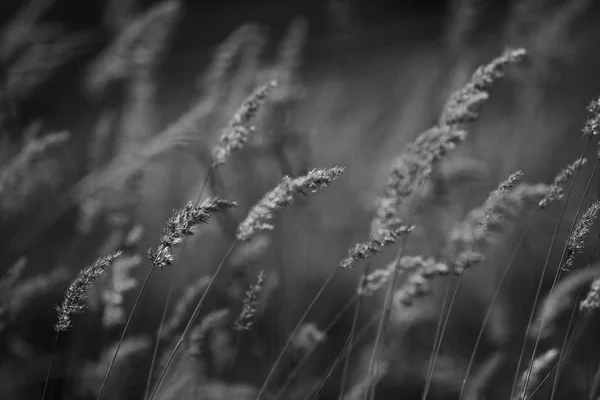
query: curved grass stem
[{"left": 148, "top": 240, "right": 238, "bottom": 400}]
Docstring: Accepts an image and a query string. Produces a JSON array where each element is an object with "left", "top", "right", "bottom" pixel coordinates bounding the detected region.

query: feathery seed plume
[
  {"left": 187, "top": 309, "right": 230, "bottom": 358},
  {"left": 530, "top": 266, "right": 600, "bottom": 339},
  {"left": 539, "top": 158, "right": 586, "bottom": 209},
  {"left": 0, "top": 257, "right": 27, "bottom": 327},
  {"left": 200, "top": 23, "right": 259, "bottom": 94},
  {"left": 148, "top": 198, "right": 236, "bottom": 269},
  {"left": 448, "top": 171, "right": 526, "bottom": 248},
  {"left": 358, "top": 256, "right": 448, "bottom": 298},
  {"left": 271, "top": 17, "right": 308, "bottom": 101},
  {"left": 55, "top": 252, "right": 122, "bottom": 332},
  {"left": 0, "top": 131, "right": 69, "bottom": 216},
  {"left": 288, "top": 166, "right": 345, "bottom": 194},
  {"left": 339, "top": 226, "right": 414, "bottom": 270},
  {"left": 236, "top": 177, "right": 293, "bottom": 242},
  {"left": 392, "top": 257, "right": 450, "bottom": 305},
  {"left": 0, "top": 257, "right": 27, "bottom": 297},
  {"left": 86, "top": 0, "right": 180, "bottom": 93},
  {"left": 372, "top": 49, "right": 526, "bottom": 234},
  {"left": 449, "top": 181, "right": 548, "bottom": 273},
  {"left": 9, "top": 268, "right": 68, "bottom": 318},
  {"left": 393, "top": 180, "right": 547, "bottom": 308},
  {"left": 513, "top": 349, "right": 559, "bottom": 400},
  {"left": 290, "top": 322, "right": 326, "bottom": 354},
  {"left": 564, "top": 200, "right": 600, "bottom": 270},
  {"left": 441, "top": 48, "right": 527, "bottom": 125},
  {"left": 212, "top": 81, "right": 278, "bottom": 166},
  {"left": 236, "top": 167, "right": 344, "bottom": 241},
  {"left": 583, "top": 97, "right": 600, "bottom": 137},
  {"left": 234, "top": 270, "right": 265, "bottom": 332},
  {"left": 581, "top": 276, "right": 600, "bottom": 312}
]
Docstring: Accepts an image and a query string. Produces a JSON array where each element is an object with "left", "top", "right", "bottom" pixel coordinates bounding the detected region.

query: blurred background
[{"left": 2, "top": 0, "right": 600, "bottom": 399}]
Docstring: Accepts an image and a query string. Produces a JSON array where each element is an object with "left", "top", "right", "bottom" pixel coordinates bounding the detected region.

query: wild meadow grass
[{"left": 2, "top": 0, "right": 600, "bottom": 399}]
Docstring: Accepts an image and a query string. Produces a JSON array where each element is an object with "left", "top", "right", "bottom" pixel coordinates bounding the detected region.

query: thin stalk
[
  {"left": 311, "top": 306, "right": 417, "bottom": 400},
  {"left": 148, "top": 241, "right": 238, "bottom": 400},
  {"left": 144, "top": 274, "right": 173, "bottom": 400},
  {"left": 589, "top": 358, "right": 600, "bottom": 399},
  {"left": 324, "top": 298, "right": 419, "bottom": 400},
  {"left": 510, "top": 139, "right": 591, "bottom": 399},
  {"left": 303, "top": 311, "right": 382, "bottom": 400},
  {"left": 255, "top": 265, "right": 342, "bottom": 399},
  {"left": 458, "top": 208, "right": 540, "bottom": 399},
  {"left": 521, "top": 346, "right": 576, "bottom": 400},
  {"left": 143, "top": 166, "right": 214, "bottom": 399},
  {"left": 423, "top": 183, "right": 477, "bottom": 400},
  {"left": 223, "top": 332, "right": 242, "bottom": 400},
  {"left": 364, "top": 177, "right": 426, "bottom": 400},
  {"left": 97, "top": 264, "right": 155, "bottom": 400},
  {"left": 423, "top": 266, "right": 468, "bottom": 400},
  {"left": 523, "top": 144, "right": 594, "bottom": 397},
  {"left": 273, "top": 293, "right": 358, "bottom": 400},
  {"left": 549, "top": 157, "right": 600, "bottom": 399},
  {"left": 421, "top": 278, "right": 452, "bottom": 400},
  {"left": 41, "top": 332, "right": 59, "bottom": 400},
  {"left": 311, "top": 326, "right": 355, "bottom": 399},
  {"left": 339, "top": 262, "right": 371, "bottom": 400}
]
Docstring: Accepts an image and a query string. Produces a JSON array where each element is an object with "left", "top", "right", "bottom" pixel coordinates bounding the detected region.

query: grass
[{"left": 2, "top": 0, "right": 600, "bottom": 399}]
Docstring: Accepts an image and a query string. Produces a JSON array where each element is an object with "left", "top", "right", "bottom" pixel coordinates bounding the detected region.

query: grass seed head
[
  {"left": 539, "top": 157, "right": 586, "bottom": 209},
  {"left": 148, "top": 198, "right": 236, "bottom": 269},
  {"left": 55, "top": 252, "right": 122, "bottom": 332},
  {"left": 234, "top": 270, "right": 266, "bottom": 332}
]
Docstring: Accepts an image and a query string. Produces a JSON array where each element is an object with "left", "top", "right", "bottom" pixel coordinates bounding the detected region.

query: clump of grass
[
  {"left": 5, "top": 2, "right": 600, "bottom": 399},
  {"left": 97, "top": 197, "right": 235, "bottom": 399},
  {"left": 148, "top": 166, "right": 344, "bottom": 399},
  {"left": 364, "top": 48, "right": 527, "bottom": 399}
]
